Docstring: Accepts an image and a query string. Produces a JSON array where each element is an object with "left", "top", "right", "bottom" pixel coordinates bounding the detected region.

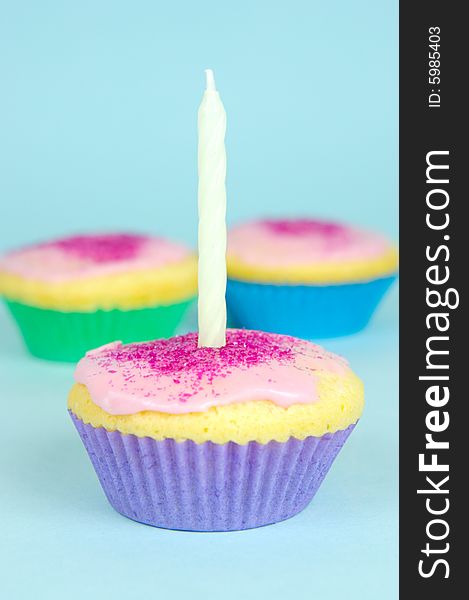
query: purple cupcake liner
[{"left": 70, "top": 411, "right": 356, "bottom": 531}]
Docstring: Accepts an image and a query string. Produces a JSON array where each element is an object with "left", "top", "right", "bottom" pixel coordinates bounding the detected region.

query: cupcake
[
  {"left": 68, "top": 328, "right": 364, "bottom": 531},
  {"left": 226, "top": 218, "right": 398, "bottom": 338},
  {"left": 0, "top": 233, "right": 197, "bottom": 361}
]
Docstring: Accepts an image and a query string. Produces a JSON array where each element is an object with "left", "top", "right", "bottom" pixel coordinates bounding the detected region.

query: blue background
[{"left": 0, "top": 1, "right": 398, "bottom": 599}]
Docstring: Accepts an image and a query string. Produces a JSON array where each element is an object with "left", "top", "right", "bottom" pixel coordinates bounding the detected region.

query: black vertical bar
[{"left": 400, "top": 2, "right": 464, "bottom": 596}]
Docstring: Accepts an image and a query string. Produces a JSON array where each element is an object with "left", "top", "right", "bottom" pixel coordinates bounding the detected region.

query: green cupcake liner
[{"left": 4, "top": 298, "right": 195, "bottom": 362}]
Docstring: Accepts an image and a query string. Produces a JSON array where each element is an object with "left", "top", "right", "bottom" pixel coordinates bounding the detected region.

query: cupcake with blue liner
[
  {"left": 68, "top": 328, "right": 364, "bottom": 531},
  {"left": 0, "top": 233, "right": 197, "bottom": 361},
  {"left": 226, "top": 218, "right": 398, "bottom": 338}
]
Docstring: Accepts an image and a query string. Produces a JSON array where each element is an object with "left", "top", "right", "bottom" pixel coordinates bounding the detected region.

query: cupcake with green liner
[
  {"left": 68, "top": 328, "right": 364, "bottom": 531},
  {"left": 226, "top": 218, "right": 399, "bottom": 339},
  {"left": 0, "top": 233, "right": 197, "bottom": 361}
]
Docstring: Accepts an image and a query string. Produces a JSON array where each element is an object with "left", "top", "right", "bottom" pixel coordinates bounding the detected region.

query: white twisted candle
[{"left": 197, "top": 69, "right": 227, "bottom": 348}]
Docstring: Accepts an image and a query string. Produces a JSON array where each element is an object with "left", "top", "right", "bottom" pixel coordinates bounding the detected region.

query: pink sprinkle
[
  {"left": 44, "top": 233, "right": 148, "bottom": 263},
  {"left": 261, "top": 219, "right": 347, "bottom": 237},
  {"left": 91, "top": 330, "right": 295, "bottom": 387}
]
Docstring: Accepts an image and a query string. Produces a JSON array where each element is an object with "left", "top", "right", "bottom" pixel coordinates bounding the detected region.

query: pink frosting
[
  {"left": 74, "top": 329, "right": 350, "bottom": 415},
  {"left": 0, "top": 233, "right": 191, "bottom": 282},
  {"left": 227, "top": 219, "right": 392, "bottom": 267}
]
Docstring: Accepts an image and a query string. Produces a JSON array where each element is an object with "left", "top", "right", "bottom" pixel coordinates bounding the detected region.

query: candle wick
[{"left": 205, "top": 69, "right": 216, "bottom": 91}]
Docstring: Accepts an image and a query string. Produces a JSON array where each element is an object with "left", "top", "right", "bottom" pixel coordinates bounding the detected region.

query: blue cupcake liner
[
  {"left": 70, "top": 411, "right": 356, "bottom": 532},
  {"left": 226, "top": 275, "right": 397, "bottom": 339},
  {"left": 4, "top": 298, "right": 195, "bottom": 362}
]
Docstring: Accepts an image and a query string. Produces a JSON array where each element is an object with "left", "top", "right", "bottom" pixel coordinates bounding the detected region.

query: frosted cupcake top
[
  {"left": 0, "top": 233, "right": 192, "bottom": 282},
  {"left": 75, "top": 329, "right": 351, "bottom": 415},
  {"left": 227, "top": 219, "right": 398, "bottom": 283}
]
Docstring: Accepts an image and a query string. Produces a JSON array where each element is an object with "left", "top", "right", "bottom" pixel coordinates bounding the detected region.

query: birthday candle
[{"left": 197, "top": 69, "right": 227, "bottom": 348}]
